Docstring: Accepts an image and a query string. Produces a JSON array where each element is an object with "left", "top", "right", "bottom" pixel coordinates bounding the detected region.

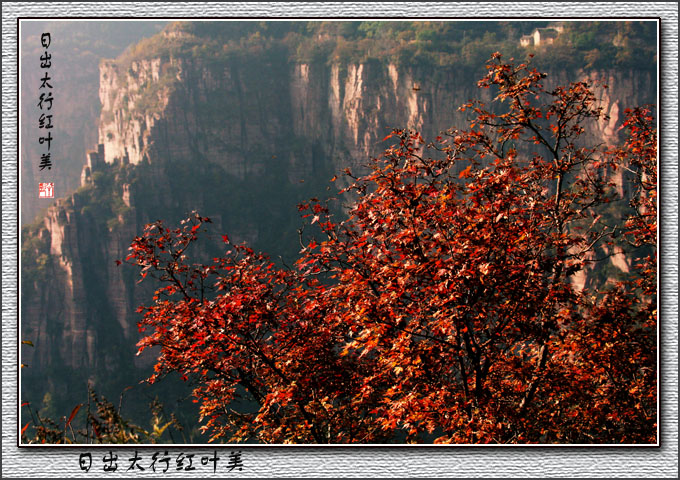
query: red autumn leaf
[{"left": 65, "top": 404, "right": 83, "bottom": 428}]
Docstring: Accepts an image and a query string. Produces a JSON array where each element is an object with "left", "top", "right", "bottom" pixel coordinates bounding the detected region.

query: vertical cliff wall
[{"left": 97, "top": 54, "right": 655, "bottom": 187}]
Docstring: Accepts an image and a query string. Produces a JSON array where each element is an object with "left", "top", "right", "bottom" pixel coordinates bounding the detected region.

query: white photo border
[{"left": 3, "top": 2, "right": 677, "bottom": 478}]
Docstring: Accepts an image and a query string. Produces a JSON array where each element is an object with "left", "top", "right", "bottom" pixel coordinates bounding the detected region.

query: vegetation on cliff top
[
  {"left": 101, "top": 20, "right": 656, "bottom": 123},
  {"left": 112, "top": 20, "right": 656, "bottom": 73}
]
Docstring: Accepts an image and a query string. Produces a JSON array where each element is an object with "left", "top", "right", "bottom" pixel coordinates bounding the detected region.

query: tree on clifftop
[{"left": 126, "top": 54, "right": 656, "bottom": 444}]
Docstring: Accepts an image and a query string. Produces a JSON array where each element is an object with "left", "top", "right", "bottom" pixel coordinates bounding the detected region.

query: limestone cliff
[{"left": 97, "top": 52, "right": 655, "bottom": 186}]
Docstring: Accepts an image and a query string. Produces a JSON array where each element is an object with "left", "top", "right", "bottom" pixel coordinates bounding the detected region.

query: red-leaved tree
[{"left": 126, "top": 54, "right": 656, "bottom": 444}]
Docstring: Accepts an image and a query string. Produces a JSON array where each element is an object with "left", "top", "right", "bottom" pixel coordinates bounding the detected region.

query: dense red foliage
[{"left": 126, "top": 54, "right": 657, "bottom": 444}]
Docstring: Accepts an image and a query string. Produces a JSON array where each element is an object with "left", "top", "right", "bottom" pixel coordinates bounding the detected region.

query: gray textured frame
[{"left": 2, "top": 2, "right": 677, "bottom": 478}]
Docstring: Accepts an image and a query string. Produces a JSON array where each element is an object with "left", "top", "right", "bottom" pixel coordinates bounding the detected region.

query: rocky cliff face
[
  {"left": 97, "top": 53, "right": 655, "bottom": 186},
  {"left": 21, "top": 183, "right": 146, "bottom": 383},
  {"left": 21, "top": 50, "right": 656, "bottom": 386},
  {"left": 96, "top": 56, "right": 492, "bottom": 178}
]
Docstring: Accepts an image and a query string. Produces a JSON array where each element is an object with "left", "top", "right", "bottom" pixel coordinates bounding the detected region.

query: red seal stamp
[{"left": 38, "top": 182, "right": 54, "bottom": 198}]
